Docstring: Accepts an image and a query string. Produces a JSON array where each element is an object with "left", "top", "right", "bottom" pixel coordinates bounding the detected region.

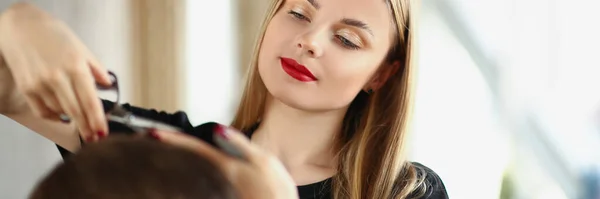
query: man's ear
[{"left": 365, "top": 61, "right": 401, "bottom": 91}]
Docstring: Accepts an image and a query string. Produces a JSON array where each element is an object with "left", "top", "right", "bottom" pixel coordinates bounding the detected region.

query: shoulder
[{"left": 407, "top": 162, "right": 449, "bottom": 199}]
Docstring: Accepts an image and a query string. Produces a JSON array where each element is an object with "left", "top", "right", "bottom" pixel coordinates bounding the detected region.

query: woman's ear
[{"left": 364, "top": 61, "right": 401, "bottom": 92}]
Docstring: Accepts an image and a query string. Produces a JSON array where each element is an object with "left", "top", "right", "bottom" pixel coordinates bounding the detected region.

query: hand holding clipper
[
  {"left": 150, "top": 124, "right": 299, "bottom": 199},
  {"left": 92, "top": 71, "right": 182, "bottom": 137}
]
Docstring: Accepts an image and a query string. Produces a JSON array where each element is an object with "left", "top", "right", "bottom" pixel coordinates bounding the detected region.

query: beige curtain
[
  {"left": 129, "top": 0, "right": 186, "bottom": 112},
  {"left": 236, "top": 0, "right": 271, "bottom": 72},
  {"left": 127, "top": 0, "right": 271, "bottom": 112}
]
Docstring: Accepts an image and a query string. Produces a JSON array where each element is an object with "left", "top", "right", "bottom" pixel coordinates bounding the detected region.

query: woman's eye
[
  {"left": 336, "top": 35, "right": 360, "bottom": 50},
  {"left": 288, "top": 11, "right": 310, "bottom": 22}
]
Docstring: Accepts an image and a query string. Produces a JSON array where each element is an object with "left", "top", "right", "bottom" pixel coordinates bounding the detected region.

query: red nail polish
[
  {"left": 85, "top": 136, "right": 94, "bottom": 143},
  {"left": 213, "top": 124, "right": 229, "bottom": 139},
  {"left": 148, "top": 130, "right": 161, "bottom": 140},
  {"left": 97, "top": 131, "right": 107, "bottom": 139}
]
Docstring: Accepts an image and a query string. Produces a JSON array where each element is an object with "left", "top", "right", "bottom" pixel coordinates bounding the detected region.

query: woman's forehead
[{"left": 286, "top": 0, "right": 394, "bottom": 39}]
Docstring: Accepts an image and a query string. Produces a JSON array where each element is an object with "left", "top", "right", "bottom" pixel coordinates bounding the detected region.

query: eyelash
[
  {"left": 335, "top": 35, "right": 360, "bottom": 50},
  {"left": 288, "top": 10, "right": 361, "bottom": 50},
  {"left": 288, "top": 11, "right": 310, "bottom": 22}
]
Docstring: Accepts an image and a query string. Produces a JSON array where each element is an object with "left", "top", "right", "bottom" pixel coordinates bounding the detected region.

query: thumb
[
  {"left": 88, "top": 59, "right": 112, "bottom": 86},
  {"left": 214, "top": 124, "right": 259, "bottom": 161}
]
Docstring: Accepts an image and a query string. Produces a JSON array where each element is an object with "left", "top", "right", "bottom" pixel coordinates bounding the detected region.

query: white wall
[
  {"left": 0, "top": 1, "right": 131, "bottom": 198},
  {"left": 185, "top": 0, "right": 239, "bottom": 125},
  {"left": 409, "top": 1, "right": 510, "bottom": 198}
]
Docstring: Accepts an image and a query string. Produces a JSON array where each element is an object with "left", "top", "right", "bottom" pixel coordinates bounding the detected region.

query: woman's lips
[{"left": 280, "top": 57, "right": 317, "bottom": 82}]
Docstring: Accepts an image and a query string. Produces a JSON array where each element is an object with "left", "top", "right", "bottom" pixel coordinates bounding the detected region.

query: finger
[
  {"left": 214, "top": 125, "right": 261, "bottom": 162},
  {"left": 23, "top": 92, "right": 56, "bottom": 120},
  {"left": 26, "top": 83, "right": 63, "bottom": 122},
  {"left": 152, "top": 130, "right": 235, "bottom": 167},
  {"left": 39, "top": 83, "right": 63, "bottom": 116},
  {"left": 87, "top": 57, "right": 111, "bottom": 86},
  {"left": 86, "top": 49, "right": 112, "bottom": 86},
  {"left": 71, "top": 32, "right": 110, "bottom": 86},
  {"left": 70, "top": 60, "right": 108, "bottom": 140},
  {"left": 50, "top": 72, "right": 90, "bottom": 137},
  {"left": 79, "top": 123, "right": 95, "bottom": 142}
]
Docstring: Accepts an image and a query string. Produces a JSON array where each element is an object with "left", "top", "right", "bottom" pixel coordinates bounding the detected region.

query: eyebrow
[
  {"left": 307, "top": 0, "right": 320, "bottom": 9},
  {"left": 341, "top": 18, "right": 374, "bottom": 36}
]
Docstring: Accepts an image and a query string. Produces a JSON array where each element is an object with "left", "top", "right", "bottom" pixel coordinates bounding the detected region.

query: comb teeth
[
  {"left": 106, "top": 102, "right": 131, "bottom": 117},
  {"left": 106, "top": 105, "right": 132, "bottom": 124}
]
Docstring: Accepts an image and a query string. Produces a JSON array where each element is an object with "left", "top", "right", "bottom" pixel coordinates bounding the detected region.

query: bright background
[{"left": 1, "top": 0, "right": 599, "bottom": 198}]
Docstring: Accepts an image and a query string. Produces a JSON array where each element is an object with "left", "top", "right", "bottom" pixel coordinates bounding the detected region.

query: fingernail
[
  {"left": 148, "top": 129, "right": 161, "bottom": 140},
  {"left": 85, "top": 135, "right": 95, "bottom": 143},
  {"left": 97, "top": 131, "right": 107, "bottom": 139},
  {"left": 213, "top": 124, "right": 229, "bottom": 140}
]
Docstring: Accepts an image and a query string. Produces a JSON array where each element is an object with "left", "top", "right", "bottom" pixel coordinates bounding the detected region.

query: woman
[{"left": 0, "top": 0, "right": 448, "bottom": 199}]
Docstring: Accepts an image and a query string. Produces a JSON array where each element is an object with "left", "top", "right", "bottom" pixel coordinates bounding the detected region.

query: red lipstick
[{"left": 280, "top": 57, "right": 317, "bottom": 82}]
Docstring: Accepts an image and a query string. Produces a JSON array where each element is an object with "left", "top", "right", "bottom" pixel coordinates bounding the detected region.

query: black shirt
[{"left": 56, "top": 100, "right": 449, "bottom": 199}]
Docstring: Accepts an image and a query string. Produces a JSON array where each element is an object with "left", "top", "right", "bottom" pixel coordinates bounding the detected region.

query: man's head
[{"left": 30, "top": 135, "right": 236, "bottom": 199}]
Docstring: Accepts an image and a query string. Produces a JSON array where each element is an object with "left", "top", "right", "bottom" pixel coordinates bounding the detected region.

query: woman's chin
[{"left": 269, "top": 91, "right": 348, "bottom": 113}]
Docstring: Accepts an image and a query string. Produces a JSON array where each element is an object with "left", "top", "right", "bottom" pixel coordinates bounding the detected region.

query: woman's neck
[{"left": 252, "top": 96, "right": 347, "bottom": 173}]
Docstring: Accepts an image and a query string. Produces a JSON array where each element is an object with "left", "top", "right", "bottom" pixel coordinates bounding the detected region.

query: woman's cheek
[{"left": 325, "top": 55, "right": 376, "bottom": 80}]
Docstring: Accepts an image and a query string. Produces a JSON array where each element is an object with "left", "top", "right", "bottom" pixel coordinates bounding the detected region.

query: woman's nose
[{"left": 296, "top": 35, "right": 323, "bottom": 58}]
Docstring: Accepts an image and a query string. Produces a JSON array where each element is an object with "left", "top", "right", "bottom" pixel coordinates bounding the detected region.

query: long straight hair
[{"left": 230, "top": 0, "right": 427, "bottom": 198}]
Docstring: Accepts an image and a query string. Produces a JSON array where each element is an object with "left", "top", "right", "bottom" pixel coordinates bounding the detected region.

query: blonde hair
[{"left": 231, "top": 0, "right": 427, "bottom": 198}]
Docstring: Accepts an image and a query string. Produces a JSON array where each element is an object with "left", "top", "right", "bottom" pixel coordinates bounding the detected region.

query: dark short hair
[{"left": 29, "top": 135, "right": 236, "bottom": 199}]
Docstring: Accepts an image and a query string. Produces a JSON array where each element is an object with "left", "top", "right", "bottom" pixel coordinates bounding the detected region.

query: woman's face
[{"left": 258, "top": 0, "right": 396, "bottom": 111}]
